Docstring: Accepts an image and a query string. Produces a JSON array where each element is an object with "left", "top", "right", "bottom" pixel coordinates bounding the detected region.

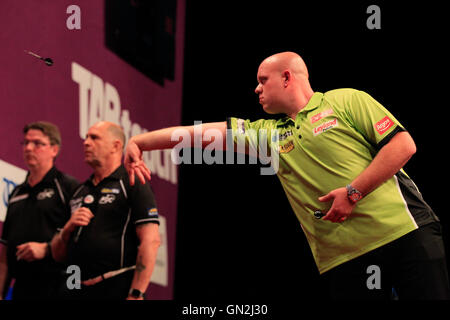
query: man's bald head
[
  {"left": 106, "top": 122, "right": 126, "bottom": 151},
  {"left": 262, "top": 51, "right": 309, "bottom": 79},
  {"left": 255, "top": 52, "right": 314, "bottom": 117},
  {"left": 91, "top": 121, "right": 126, "bottom": 150}
]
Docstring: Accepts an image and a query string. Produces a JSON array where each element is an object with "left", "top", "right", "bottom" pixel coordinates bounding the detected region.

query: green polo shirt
[{"left": 227, "top": 88, "right": 437, "bottom": 274}]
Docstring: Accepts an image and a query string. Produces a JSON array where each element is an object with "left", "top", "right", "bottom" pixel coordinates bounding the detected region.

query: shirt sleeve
[
  {"left": 0, "top": 186, "right": 20, "bottom": 246},
  {"left": 55, "top": 174, "right": 81, "bottom": 230},
  {"left": 346, "top": 90, "right": 405, "bottom": 149},
  {"left": 0, "top": 215, "right": 9, "bottom": 245},
  {"left": 226, "top": 117, "right": 279, "bottom": 154},
  {"left": 129, "top": 181, "right": 159, "bottom": 226}
]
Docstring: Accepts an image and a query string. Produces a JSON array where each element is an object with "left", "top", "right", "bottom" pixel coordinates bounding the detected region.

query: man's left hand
[
  {"left": 318, "top": 187, "right": 356, "bottom": 223},
  {"left": 16, "top": 242, "right": 47, "bottom": 261}
]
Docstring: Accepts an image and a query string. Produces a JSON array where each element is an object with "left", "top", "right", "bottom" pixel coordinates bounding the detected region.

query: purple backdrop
[{"left": 0, "top": 0, "right": 185, "bottom": 299}]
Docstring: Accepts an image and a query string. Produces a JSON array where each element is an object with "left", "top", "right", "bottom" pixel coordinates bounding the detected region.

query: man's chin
[
  {"left": 263, "top": 105, "right": 282, "bottom": 115},
  {"left": 85, "top": 158, "right": 100, "bottom": 167},
  {"left": 24, "top": 158, "right": 37, "bottom": 168}
]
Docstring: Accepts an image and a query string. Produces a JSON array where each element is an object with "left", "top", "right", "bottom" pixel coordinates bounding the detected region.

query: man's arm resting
[
  {"left": 351, "top": 131, "right": 416, "bottom": 196},
  {"left": 319, "top": 131, "right": 416, "bottom": 222},
  {"left": 127, "top": 223, "right": 161, "bottom": 300},
  {"left": 50, "top": 226, "right": 72, "bottom": 263}
]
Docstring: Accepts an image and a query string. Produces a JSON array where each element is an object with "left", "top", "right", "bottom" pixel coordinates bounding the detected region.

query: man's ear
[
  {"left": 282, "top": 70, "right": 291, "bottom": 87},
  {"left": 113, "top": 139, "right": 123, "bottom": 153},
  {"left": 51, "top": 144, "right": 60, "bottom": 157}
]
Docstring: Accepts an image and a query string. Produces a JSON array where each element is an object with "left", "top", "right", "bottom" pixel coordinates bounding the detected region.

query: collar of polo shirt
[{"left": 277, "top": 92, "right": 324, "bottom": 127}]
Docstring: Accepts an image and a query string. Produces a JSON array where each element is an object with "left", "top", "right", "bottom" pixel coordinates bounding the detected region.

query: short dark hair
[{"left": 23, "top": 121, "right": 62, "bottom": 147}]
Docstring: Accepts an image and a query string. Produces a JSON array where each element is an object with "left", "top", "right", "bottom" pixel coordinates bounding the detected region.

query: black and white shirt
[
  {"left": 0, "top": 166, "right": 79, "bottom": 278},
  {"left": 67, "top": 165, "right": 159, "bottom": 280}
]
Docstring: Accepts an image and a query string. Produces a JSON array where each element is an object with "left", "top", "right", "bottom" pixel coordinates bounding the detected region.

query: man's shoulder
[
  {"left": 54, "top": 169, "right": 81, "bottom": 193},
  {"left": 8, "top": 182, "right": 26, "bottom": 198},
  {"left": 323, "top": 88, "right": 370, "bottom": 110},
  {"left": 324, "top": 88, "right": 361, "bottom": 99}
]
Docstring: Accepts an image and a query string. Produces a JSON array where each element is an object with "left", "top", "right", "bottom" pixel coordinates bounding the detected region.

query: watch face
[
  {"left": 350, "top": 193, "right": 361, "bottom": 202},
  {"left": 129, "top": 289, "right": 144, "bottom": 298}
]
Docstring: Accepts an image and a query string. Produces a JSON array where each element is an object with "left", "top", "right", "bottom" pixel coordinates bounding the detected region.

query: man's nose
[
  {"left": 255, "top": 84, "right": 262, "bottom": 94},
  {"left": 23, "top": 141, "right": 34, "bottom": 151}
]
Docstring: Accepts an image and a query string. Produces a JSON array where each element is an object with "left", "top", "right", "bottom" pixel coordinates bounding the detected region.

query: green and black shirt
[{"left": 228, "top": 89, "right": 438, "bottom": 274}]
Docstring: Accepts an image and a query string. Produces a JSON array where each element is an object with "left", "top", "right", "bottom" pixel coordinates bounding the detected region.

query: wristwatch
[
  {"left": 128, "top": 288, "right": 145, "bottom": 299},
  {"left": 346, "top": 185, "right": 363, "bottom": 204}
]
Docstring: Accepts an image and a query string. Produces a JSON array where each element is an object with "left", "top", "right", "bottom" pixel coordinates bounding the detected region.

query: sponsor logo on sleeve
[
  {"left": 148, "top": 208, "right": 159, "bottom": 217},
  {"left": 375, "top": 116, "right": 394, "bottom": 135},
  {"left": 313, "top": 118, "right": 338, "bottom": 136}
]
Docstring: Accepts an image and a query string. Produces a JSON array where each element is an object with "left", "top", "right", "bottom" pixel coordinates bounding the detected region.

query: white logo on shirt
[
  {"left": 99, "top": 194, "right": 115, "bottom": 204},
  {"left": 37, "top": 188, "right": 55, "bottom": 200}
]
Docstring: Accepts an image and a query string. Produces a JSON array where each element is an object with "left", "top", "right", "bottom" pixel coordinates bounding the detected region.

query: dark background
[{"left": 174, "top": 0, "right": 449, "bottom": 300}]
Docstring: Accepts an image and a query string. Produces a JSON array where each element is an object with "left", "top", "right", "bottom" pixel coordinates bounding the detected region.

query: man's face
[
  {"left": 255, "top": 61, "right": 285, "bottom": 114},
  {"left": 22, "top": 129, "right": 58, "bottom": 169},
  {"left": 83, "top": 124, "right": 114, "bottom": 167}
]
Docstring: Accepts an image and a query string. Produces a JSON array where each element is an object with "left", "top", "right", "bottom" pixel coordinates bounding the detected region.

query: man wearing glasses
[{"left": 0, "top": 121, "right": 79, "bottom": 300}]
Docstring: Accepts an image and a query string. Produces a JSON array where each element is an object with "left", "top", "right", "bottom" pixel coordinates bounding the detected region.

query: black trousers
[
  {"left": 324, "top": 221, "right": 450, "bottom": 300},
  {"left": 12, "top": 270, "right": 67, "bottom": 300}
]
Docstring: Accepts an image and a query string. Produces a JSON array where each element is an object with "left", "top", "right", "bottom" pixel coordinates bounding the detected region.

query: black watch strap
[
  {"left": 45, "top": 241, "right": 52, "bottom": 258},
  {"left": 128, "top": 288, "right": 145, "bottom": 299}
]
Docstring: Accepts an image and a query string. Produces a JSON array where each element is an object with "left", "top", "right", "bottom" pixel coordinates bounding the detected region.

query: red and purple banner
[{"left": 0, "top": 0, "right": 185, "bottom": 299}]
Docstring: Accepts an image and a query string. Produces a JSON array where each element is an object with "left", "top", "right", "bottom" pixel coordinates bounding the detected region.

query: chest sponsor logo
[
  {"left": 313, "top": 118, "right": 338, "bottom": 136},
  {"left": 83, "top": 194, "right": 94, "bottom": 204},
  {"left": 375, "top": 116, "right": 394, "bottom": 135},
  {"left": 99, "top": 194, "right": 115, "bottom": 204},
  {"left": 311, "top": 108, "right": 334, "bottom": 124},
  {"left": 37, "top": 188, "right": 55, "bottom": 200},
  {"left": 279, "top": 140, "right": 295, "bottom": 153},
  {"left": 101, "top": 188, "right": 120, "bottom": 194},
  {"left": 278, "top": 130, "right": 293, "bottom": 141}
]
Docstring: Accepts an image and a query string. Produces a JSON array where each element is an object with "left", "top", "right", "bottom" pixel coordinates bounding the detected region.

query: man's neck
[
  {"left": 92, "top": 161, "right": 121, "bottom": 186},
  {"left": 28, "top": 163, "right": 53, "bottom": 187},
  {"left": 286, "top": 87, "right": 315, "bottom": 120}
]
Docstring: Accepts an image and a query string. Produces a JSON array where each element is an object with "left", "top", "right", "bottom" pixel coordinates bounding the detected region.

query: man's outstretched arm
[{"left": 125, "top": 122, "right": 227, "bottom": 185}]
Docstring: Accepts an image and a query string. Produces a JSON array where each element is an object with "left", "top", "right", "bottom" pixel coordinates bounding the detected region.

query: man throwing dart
[{"left": 125, "top": 52, "right": 449, "bottom": 300}]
